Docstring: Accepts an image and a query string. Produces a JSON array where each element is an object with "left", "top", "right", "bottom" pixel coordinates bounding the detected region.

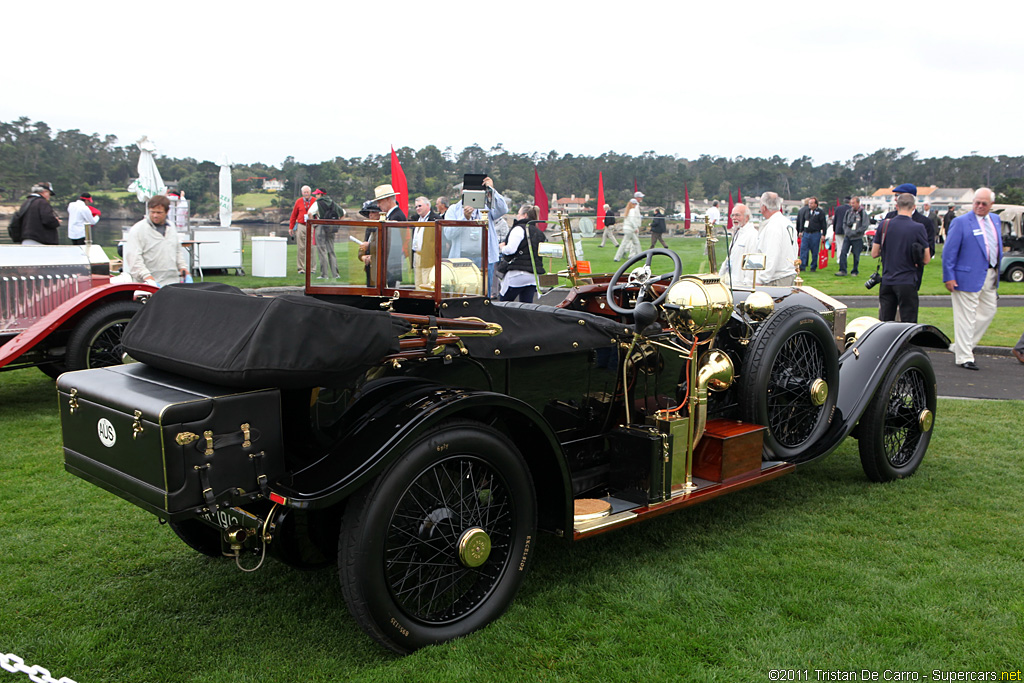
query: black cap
[{"left": 359, "top": 200, "right": 381, "bottom": 217}]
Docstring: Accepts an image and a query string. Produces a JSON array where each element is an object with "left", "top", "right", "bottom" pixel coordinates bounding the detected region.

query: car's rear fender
[
  {"left": 791, "top": 322, "right": 949, "bottom": 464},
  {"left": 270, "top": 377, "right": 572, "bottom": 534}
]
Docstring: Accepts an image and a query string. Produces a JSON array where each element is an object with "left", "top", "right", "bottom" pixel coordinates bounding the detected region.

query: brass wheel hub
[
  {"left": 918, "top": 409, "right": 934, "bottom": 433},
  {"left": 809, "top": 378, "right": 829, "bottom": 407},
  {"left": 457, "top": 527, "right": 492, "bottom": 568}
]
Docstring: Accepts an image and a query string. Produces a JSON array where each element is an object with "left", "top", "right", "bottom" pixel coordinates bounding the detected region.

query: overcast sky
[{"left": 5, "top": 0, "right": 1021, "bottom": 169}]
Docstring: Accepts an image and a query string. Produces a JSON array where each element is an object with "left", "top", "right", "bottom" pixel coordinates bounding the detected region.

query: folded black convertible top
[{"left": 122, "top": 283, "right": 409, "bottom": 389}]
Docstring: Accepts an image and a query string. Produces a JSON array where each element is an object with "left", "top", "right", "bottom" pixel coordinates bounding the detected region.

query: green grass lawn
[
  {"left": 233, "top": 192, "right": 278, "bottom": 210},
  {"left": 167, "top": 231, "right": 1024, "bottom": 300},
  {"left": 1, "top": 366, "right": 1021, "bottom": 682},
  {"left": 846, "top": 307, "right": 1023, "bottom": 348},
  {"left": 232, "top": 234, "right": 1024, "bottom": 345},
  {"left": 90, "top": 190, "right": 134, "bottom": 200},
  {"left": 100, "top": 232, "right": 1024, "bottom": 346}
]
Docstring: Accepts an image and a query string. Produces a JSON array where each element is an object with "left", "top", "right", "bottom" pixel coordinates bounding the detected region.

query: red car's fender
[{"left": 0, "top": 282, "right": 158, "bottom": 369}]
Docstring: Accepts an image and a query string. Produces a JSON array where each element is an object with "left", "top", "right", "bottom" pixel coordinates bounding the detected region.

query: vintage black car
[{"left": 57, "top": 216, "right": 949, "bottom": 653}]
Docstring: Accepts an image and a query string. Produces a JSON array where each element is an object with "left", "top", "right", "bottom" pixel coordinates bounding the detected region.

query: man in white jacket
[
  {"left": 124, "top": 195, "right": 188, "bottom": 287},
  {"left": 66, "top": 192, "right": 100, "bottom": 245},
  {"left": 719, "top": 203, "right": 758, "bottom": 288},
  {"left": 755, "top": 192, "right": 798, "bottom": 286}
]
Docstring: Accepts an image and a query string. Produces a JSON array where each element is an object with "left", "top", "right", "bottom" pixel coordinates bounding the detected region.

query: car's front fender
[{"left": 790, "top": 322, "right": 949, "bottom": 464}]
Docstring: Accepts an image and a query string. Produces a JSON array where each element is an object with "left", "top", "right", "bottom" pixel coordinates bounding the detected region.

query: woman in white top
[{"left": 498, "top": 205, "right": 545, "bottom": 302}]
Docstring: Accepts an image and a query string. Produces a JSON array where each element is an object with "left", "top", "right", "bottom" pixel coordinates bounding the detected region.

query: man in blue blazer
[{"left": 942, "top": 188, "right": 1002, "bottom": 370}]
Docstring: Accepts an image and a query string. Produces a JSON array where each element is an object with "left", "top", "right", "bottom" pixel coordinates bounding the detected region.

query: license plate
[{"left": 197, "top": 506, "right": 262, "bottom": 532}]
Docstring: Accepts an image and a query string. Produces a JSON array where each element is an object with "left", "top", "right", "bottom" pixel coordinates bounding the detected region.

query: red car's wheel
[{"left": 65, "top": 300, "right": 142, "bottom": 370}]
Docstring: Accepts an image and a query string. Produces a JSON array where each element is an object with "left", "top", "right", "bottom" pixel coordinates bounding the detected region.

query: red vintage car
[{"left": 0, "top": 244, "right": 156, "bottom": 377}]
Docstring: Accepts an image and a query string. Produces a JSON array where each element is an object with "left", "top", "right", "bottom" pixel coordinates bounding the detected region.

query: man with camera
[
  {"left": 836, "top": 197, "right": 870, "bottom": 277},
  {"left": 870, "top": 193, "right": 931, "bottom": 323},
  {"left": 443, "top": 175, "right": 508, "bottom": 297}
]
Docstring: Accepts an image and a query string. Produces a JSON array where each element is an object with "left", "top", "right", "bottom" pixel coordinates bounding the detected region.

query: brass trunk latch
[
  {"left": 132, "top": 410, "right": 144, "bottom": 439},
  {"left": 68, "top": 388, "right": 79, "bottom": 415},
  {"left": 204, "top": 430, "right": 214, "bottom": 457},
  {"left": 175, "top": 432, "right": 199, "bottom": 446},
  {"left": 241, "top": 423, "right": 251, "bottom": 449}
]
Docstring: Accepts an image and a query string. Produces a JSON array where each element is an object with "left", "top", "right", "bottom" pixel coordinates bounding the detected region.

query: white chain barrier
[{"left": 1, "top": 653, "right": 77, "bottom": 683}]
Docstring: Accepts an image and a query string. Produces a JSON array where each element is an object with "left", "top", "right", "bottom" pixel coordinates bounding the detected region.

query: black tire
[
  {"left": 38, "top": 360, "right": 67, "bottom": 380},
  {"left": 739, "top": 306, "right": 840, "bottom": 461},
  {"left": 857, "top": 347, "right": 936, "bottom": 482},
  {"left": 339, "top": 421, "right": 537, "bottom": 654},
  {"left": 169, "top": 519, "right": 224, "bottom": 558},
  {"left": 65, "top": 300, "right": 142, "bottom": 370},
  {"left": 1006, "top": 264, "right": 1024, "bottom": 283}
]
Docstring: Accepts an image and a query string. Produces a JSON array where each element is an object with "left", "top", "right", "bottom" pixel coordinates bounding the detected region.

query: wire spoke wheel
[
  {"left": 880, "top": 367, "right": 928, "bottom": 467},
  {"left": 86, "top": 319, "right": 132, "bottom": 367},
  {"left": 66, "top": 300, "right": 142, "bottom": 370},
  {"left": 740, "top": 306, "right": 839, "bottom": 461},
  {"left": 385, "top": 456, "right": 514, "bottom": 623},
  {"left": 859, "top": 348, "right": 936, "bottom": 482},
  {"left": 339, "top": 421, "right": 536, "bottom": 653},
  {"left": 766, "top": 331, "right": 829, "bottom": 447}
]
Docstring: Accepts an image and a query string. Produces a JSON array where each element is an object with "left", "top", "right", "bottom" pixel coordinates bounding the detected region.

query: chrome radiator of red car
[
  {"left": 1, "top": 245, "right": 98, "bottom": 336},
  {"left": 0, "top": 270, "right": 89, "bottom": 334}
]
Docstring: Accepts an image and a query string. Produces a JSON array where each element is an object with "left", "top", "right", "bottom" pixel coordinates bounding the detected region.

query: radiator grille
[{"left": 1, "top": 272, "right": 86, "bottom": 335}]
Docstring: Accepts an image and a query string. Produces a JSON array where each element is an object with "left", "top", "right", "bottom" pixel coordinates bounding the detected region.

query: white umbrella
[
  {"left": 218, "top": 155, "right": 232, "bottom": 227},
  {"left": 127, "top": 135, "right": 166, "bottom": 202}
]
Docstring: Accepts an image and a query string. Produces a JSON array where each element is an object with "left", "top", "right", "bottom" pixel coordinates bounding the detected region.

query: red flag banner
[
  {"left": 727, "top": 192, "right": 735, "bottom": 232},
  {"left": 634, "top": 178, "right": 639, "bottom": 195},
  {"left": 684, "top": 183, "right": 691, "bottom": 232},
  {"left": 534, "top": 168, "right": 549, "bottom": 225},
  {"left": 596, "top": 172, "right": 605, "bottom": 236},
  {"left": 390, "top": 146, "right": 410, "bottom": 255},
  {"left": 390, "top": 146, "right": 408, "bottom": 216}
]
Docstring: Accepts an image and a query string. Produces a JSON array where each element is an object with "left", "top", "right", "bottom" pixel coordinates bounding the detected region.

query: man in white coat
[
  {"left": 719, "top": 203, "right": 758, "bottom": 288},
  {"left": 66, "top": 192, "right": 100, "bottom": 245},
  {"left": 124, "top": 195, "right": 188, "bottom": 287},
  {"left": 755, "top": 192, "right": 798, "bottom": 286}
]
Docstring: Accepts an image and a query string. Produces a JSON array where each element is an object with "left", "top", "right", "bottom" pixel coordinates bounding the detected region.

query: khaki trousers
[
  {"left": 296, "top": 223, "right": 307, "bottom": 272},
  {"left": 950, "top": 269, "right": 998, "bottom": 365}
]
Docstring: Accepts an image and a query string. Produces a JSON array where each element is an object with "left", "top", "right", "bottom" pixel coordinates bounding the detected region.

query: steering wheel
[{"left": 605, "top": 248, "right": 683, "bottom": 315}]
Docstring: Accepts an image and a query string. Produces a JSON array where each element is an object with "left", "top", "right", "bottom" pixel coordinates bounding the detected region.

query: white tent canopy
[
  {"left": 218, "top": 155, "right": 232, "bottom": 227},
  {"left": 127, "top": 136, "right": 166, "bottom": 202}
]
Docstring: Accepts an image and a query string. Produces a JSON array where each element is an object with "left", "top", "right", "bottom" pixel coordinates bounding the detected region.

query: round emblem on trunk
[{"left": 97, "top": 418, "right": 117, "bottom": 447}]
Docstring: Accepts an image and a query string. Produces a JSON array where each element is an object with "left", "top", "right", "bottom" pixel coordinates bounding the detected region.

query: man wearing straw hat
[{"left": 361, "top": 184, "right": 406, "bottom": 287}]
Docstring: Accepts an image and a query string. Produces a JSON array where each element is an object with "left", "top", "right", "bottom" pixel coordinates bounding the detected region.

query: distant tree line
[{"left": 3, "top": 116, "right": 1024, "bottom": 215}]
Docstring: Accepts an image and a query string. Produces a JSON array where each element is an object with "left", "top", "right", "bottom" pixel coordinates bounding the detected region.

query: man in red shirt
[{"left": 289, "top": 185, "right": 314, "bottom": 274}]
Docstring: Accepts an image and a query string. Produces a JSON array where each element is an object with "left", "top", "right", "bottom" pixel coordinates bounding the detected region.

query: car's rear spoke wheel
[{"left": 339, "top": 421, "right": 536, "bottom": 653}]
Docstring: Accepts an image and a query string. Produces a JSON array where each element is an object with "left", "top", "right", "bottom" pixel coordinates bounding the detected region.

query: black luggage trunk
[{"left": 58, "top": 364, "right": 284, "bottom": 521}]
